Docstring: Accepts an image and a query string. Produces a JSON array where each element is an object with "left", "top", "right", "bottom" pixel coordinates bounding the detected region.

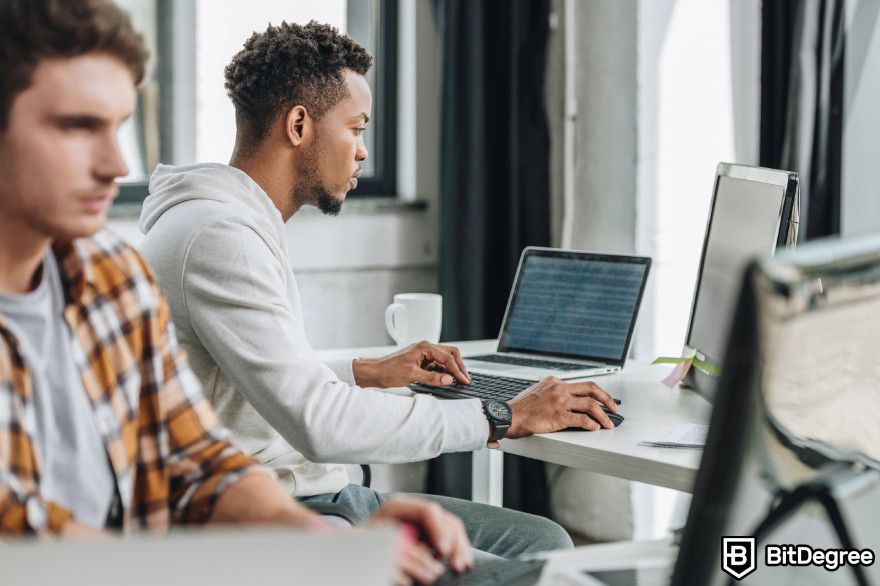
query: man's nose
[
  {"left": 97, "top": 133, "right": 129, "bottom": 181},
  {"left": 356, "top": 136, "right": 368, "bottom": 162}
]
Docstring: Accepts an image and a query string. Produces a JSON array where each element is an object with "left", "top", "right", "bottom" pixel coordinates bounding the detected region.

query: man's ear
[{"left": 285, "top": 105, "right": 311, "bottom": 147}]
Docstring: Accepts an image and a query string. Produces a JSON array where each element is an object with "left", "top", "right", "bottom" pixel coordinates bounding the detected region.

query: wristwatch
[{"left": 482, "top": 399, "right": 513, "bottom": 448}]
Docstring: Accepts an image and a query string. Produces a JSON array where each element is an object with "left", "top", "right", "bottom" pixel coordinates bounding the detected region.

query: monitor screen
[
  {"left": 498, "top": 250, "right": 650, "bottom": 364},
  {"left": 685, "top": 165, "right": 797, "bottom": 400}
]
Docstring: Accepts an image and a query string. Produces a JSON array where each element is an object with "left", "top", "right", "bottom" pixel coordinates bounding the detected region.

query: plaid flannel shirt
[{"left": 0, "top": 231, "right": 261, "bottom": 534}]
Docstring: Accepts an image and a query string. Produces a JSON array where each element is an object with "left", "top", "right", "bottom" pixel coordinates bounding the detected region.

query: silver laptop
[
  {"left": 0, "top": 526, "right": 396, "bottom": 586},
  {"left": 465, "top": 247, "right": 651, "bottom": 381}
]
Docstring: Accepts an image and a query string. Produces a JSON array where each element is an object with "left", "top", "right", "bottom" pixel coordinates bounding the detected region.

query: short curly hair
[
  {"left": 224, "top": 20, "right": 372, "bottom": 144},
  {"left": 0, "top": 0, "right": 148, "bottom": 130}
]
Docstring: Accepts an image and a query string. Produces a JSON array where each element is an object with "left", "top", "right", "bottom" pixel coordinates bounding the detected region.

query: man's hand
[
  {"left": 506, "top": 376, "right": 619, "bottom": 439},
  {"left": 352, "top": 341, "right": 471, "bottom": 388},
  {"left": 367, "top": 495, "right": 473, "bottom": 586},
  {"left": 211, "top": 475, "right": 471, "bottom": 586},
  {"left": 60, "top": 521, "right": 109, "bottom": 539}
]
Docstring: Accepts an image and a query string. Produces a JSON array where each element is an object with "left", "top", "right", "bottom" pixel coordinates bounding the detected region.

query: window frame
[
  {"left": 346, "top": 0, "right": 398, "bottom": 197},
  {"left": 116, "top": 0, "right": 398, "bottom": 205}
]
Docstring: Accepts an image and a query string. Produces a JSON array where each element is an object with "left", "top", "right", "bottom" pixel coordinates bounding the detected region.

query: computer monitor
[
  {"left": 672, "top": 235, "right": 880, "bottom": 586},
  {"left": 670, "top": 262, "right": 763, "bottom": 586},
  {"left": 683, "top": 163, "right": 799, "bottom": 400}
]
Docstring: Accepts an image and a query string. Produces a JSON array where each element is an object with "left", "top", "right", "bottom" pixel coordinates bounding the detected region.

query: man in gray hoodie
[{"left": 139, "top": 21, "right": 620, "bottom": 558}]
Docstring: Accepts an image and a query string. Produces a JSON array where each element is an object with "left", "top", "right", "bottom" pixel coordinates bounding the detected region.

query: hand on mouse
[{"left": 506, "top": 376, "right": 619, "bottom": 438}]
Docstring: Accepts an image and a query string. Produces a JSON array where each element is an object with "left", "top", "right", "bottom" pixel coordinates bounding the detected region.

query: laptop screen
[{"left": 497, "top": 249, "right": 651, "bottom": 364}]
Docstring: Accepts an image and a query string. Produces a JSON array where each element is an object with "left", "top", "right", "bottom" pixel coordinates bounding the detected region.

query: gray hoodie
[{"left": 139, "top": 163, "right": 487, "bottom": 497}]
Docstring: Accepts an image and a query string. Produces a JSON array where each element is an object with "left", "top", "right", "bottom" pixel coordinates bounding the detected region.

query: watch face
[{"left": 487, "top": 400, "right": 512, "bottom": 422}]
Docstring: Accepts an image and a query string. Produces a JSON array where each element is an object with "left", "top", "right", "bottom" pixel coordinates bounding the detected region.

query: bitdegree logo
[
  {"left": 766, "top": 544, "right": 875, "bottom": 572},
  {"left": 722, "top": 537, "right": 757, "bottom": 580},
  {"left": 722, "top": 537, "right": 876, "bottom": 580}
]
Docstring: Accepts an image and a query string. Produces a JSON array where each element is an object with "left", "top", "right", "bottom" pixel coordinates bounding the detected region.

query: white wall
[
  {"left": 283, "top": 205, "right": 437, "bottom": 350},
  {"left": 567, "top": 1, "right": 638, "bottom": 256},
  {"left": 843, "top": 0, "right": 880, "bottom": 236}
]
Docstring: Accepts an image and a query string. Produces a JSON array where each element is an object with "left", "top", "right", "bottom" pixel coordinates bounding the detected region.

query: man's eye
[
  {"left": 59, "top": 118, "right": 100, "bottom": 131},
  {"left": 354, "top": 127, "right": 366, "bottom": 135}
]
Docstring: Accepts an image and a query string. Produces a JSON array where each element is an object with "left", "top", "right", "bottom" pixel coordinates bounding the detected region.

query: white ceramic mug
[{"left": 384, "top": 293, "right": 443, "bottom": 346}]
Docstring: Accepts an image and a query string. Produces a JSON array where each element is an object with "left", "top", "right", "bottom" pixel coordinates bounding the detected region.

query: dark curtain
[
  {"left": 427, "top": 0, "right": 553, "bottom": 517},
  {"left": 760, "top": 0, "right": 845, "bottom": 239}
]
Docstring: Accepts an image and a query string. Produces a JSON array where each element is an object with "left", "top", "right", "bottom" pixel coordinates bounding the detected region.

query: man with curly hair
[
  {"left": 140, "top": 20, "right": 619, "bottom": 558},
  {"left": 0, "top": 3, "right": 478, "bottom": 583}
]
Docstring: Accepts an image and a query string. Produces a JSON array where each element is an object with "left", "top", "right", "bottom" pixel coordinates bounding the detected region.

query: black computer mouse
[
  {"left": 562, "top": 406, "right": 624, "bottom": 431},
  {"left": 604, "top": 409, "right": 625, "bottom": 427}
]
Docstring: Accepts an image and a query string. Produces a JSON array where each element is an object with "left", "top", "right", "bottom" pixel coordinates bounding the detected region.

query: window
[{"left": 115, "top": 0, "right": 397, "bottom": 204}]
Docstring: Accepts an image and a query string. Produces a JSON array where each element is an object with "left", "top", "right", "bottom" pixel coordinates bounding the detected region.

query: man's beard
[
  {"left": 296, "top": 146, "right": 344, "bottom": 216},
  {"left": 291, "top": 182, "right": 342, "bottom": 216},
  {"left": 293, "top": 139, "right": 344, "bottom": 216},
  {"left": 315, "top": 189, "right": 343, "bottom": 216}
]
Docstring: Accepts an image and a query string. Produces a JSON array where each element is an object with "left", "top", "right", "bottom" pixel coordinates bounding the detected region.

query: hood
[{"left": 139, "top": 163, "right": 284, "bottom": 237}]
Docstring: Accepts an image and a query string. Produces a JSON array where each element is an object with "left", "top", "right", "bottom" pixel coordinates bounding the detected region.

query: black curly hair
[{"left": 224, "top": 20, "right": 372, "bottom": 145}]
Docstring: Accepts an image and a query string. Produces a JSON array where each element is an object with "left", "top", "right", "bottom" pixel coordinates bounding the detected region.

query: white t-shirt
[{"left": 0, "top": 252, "right": 115, "bottom": 528}]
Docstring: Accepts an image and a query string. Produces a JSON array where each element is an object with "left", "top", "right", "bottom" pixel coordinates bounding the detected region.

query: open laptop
[{"left": 464, "top": 247, "right": 651, "bottom": 381}]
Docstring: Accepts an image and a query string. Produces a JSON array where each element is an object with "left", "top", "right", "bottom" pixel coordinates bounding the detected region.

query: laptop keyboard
[
  {"left": 410, "top": 372, "right": 534, "bottom": 402},
  {"left": 411, "top": 372, "right": 625, "bottom": 428},
  {"left": 467, "top": 354, "right": 591, "bottom": 371}
]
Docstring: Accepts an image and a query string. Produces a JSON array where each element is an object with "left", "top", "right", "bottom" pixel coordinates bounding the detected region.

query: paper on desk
[{"left": 639, "top": 423, "right": 708, "bottom": 448}]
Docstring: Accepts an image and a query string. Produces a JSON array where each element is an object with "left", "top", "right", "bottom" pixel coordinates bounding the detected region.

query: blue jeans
[{"left": 300, "top": 484, "right": 573, "bottom": 559}]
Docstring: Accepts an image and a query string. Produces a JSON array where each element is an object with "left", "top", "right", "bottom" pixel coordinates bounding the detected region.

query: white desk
[{"left": 317, "top": 340, "right": 711, "bottom": 506}]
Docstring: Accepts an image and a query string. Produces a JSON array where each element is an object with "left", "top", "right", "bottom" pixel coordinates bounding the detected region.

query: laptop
[
  {"left": 0, "top": 526, "right": 396, "bottom": 586},
  {"left": 464, "top": 247, "right": 651, "bottom": 381}
]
